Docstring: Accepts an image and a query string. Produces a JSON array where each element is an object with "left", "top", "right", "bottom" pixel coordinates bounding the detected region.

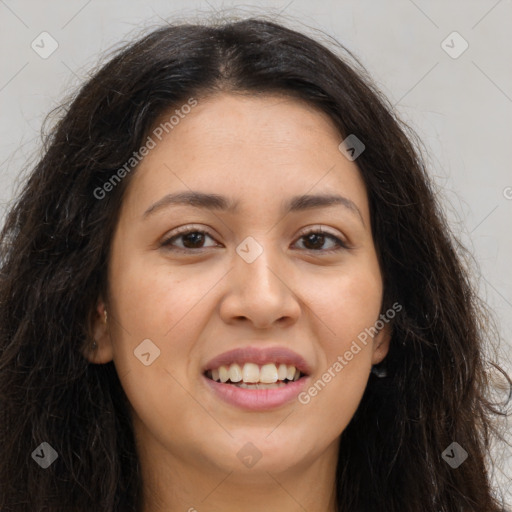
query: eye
[
  {"left": 293, "top": 227, "right": 348, "bottom": 253},
  {"left": 160, "top": 226, "right": 349, "bottom": 253},
  {"left": 160, "top": 226, "right": 219, "bottom": 252}
]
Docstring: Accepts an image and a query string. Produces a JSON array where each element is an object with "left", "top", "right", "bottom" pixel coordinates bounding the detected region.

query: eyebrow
[{"left": 143, "top": 190, "right": 364, "bottom": 224}]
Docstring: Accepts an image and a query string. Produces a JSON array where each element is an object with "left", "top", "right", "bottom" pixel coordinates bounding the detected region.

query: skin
[{"left": 85, "top": 92, "right": 391, "bottom": 512}]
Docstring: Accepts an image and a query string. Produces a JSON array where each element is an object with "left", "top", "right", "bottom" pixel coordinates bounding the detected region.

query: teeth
[
  {"left": 277, "top": 363, "right": 288, "bottom": 380},
  {"left": 242, "top": 362, "right": 260, "bottom": 383},
  {"left": 260, "top": 363, "right": 278, "bottom": 383},
  {"left": 228, "top": 363, "right": 242, "bottom": 383},
  {"left": 208, "top": 362, "right": 302, "bottom": 384},
  {"left": 219, "top": 365, "right": 229, "bottom": 383},
  {"left": 233, "top": 382, "right": 287, "bottom": 389}
]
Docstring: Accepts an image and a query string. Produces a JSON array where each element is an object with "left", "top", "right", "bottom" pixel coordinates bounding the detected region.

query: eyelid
[
  {"left": 160, "top": 224, "right": 219, "bottom": 248},
  {"left": 295, "top": 224, "right": 346, "bottom": 241},
  {"left": 160, "top": 224, "right": 350, "bottom": 252},
  {"left": 294, "top": 225, "right": 350, "bottom": 251}
]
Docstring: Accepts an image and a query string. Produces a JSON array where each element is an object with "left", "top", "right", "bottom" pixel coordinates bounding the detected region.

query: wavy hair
[{"left": 0, "top": 15, "right": 510, "bottom": 512}]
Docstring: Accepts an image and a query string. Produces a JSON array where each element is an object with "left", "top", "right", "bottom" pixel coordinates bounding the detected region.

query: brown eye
[
  {"left": 161, "top": 228, "right": 218, "bottom": 252},
  {"left": 179, "top": 231, "right": 207, "bottom": 249},
  {"left": 294, "top": 229, "right": 348, "bottom": 253},
  {"left": 160, "top": 226, "right": 347, "bottom": 254}
]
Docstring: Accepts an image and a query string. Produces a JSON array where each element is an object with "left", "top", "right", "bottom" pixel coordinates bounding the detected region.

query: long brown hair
[{"left": 0, "top": 15, "right": 510, "bottom": 512}]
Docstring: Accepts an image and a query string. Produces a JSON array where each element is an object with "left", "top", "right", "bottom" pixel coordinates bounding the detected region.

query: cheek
[
  {"left": 109, "top": 250, "right": 217, "bottom": 339},
  {"left": 297, "top": 260, "right": 382, "bottom": 429},
  {"left": 105, "top": 259, "right": 218, "bottom": 448},
  {"left": 106, "top": 250, "right": 230, "bottom": 401},
  {"left": 301, "top": 256, "right": 383, "bottom": 349},
  {"left": 297, "top": 359, "right": 370, "bottom": 449}
]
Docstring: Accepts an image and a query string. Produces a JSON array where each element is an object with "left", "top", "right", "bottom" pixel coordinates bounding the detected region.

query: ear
[
  {"left": 82, "top": 299, "right": 114, "bottom": 364},
  {"left": 371, "top": 321, "right": 392, "bottom": 366}
]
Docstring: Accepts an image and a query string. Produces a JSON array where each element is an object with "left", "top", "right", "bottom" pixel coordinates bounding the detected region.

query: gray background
[{"left": 0, "top": 0, "right": 510, "bottom": 503}]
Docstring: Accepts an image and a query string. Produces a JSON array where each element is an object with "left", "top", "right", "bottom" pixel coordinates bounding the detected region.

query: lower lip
[{"left": 202, "top": 374, "right": 309, "bottom": 411}]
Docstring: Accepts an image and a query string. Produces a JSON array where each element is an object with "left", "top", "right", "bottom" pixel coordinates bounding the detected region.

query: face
[{"left": 89, "top": 93, "right": 390, "bottom": 489}]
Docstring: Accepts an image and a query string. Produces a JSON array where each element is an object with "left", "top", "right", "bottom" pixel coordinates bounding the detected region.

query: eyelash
[{"left": 160, "top": 225, "right": 349, "bottom": 254}]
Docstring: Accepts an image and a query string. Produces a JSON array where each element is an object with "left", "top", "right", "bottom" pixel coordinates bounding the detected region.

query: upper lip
[{"left": 203, "top": 346, "right": 312, "bottom": 376}]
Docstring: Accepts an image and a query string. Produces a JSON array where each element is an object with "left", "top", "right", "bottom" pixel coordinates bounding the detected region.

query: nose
[{"left": 219, "top": 238, "right": 301, "bottom": 329}]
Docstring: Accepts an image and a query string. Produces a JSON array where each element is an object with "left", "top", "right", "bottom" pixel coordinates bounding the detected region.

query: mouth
[
  {"left": 202, "top": 346, "right": 311, "bottom": 411},
  {"left": 204, "top": 362, "right": 306, "bottom": 389}
]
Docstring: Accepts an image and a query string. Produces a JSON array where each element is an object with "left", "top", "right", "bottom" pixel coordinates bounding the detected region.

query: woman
[{"left": 0, "top": 16, "right": 510, "bottom": 512}]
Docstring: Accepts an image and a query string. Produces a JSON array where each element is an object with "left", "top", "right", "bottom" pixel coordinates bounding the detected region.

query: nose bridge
[
  {"left": 235, "top": 234, "right": 284, "bottom": 295},
  {"left": 222, "top": 233, "right": 299, "bottom": 326}
]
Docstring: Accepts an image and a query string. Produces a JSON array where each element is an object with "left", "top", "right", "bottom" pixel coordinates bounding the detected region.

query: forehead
[{"left": 121, "top": 93, "right": 370, "bottom": 223}]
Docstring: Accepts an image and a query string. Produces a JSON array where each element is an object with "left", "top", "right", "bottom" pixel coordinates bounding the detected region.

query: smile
[
  {"left": 205, "top": 362, "right": 303, "bottom": 388},
  {"left": 202, "top": 345, "right": 312, "bottom": 411}
]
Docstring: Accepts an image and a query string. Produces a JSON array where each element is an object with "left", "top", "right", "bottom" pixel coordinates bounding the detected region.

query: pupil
[
  {"left": 305, "top": 233, "right": 324, "bottom": 250},
  {"left": 183, "top": 232, "right": 204, "bottom": 248}
]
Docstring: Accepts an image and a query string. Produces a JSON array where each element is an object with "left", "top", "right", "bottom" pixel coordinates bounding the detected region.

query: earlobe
[
  {"left": 83, "top": 300, "right": 113, "bottom": 363},
  {"left": 371, "top": 323, "right": 392, "bottom": 366}
]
